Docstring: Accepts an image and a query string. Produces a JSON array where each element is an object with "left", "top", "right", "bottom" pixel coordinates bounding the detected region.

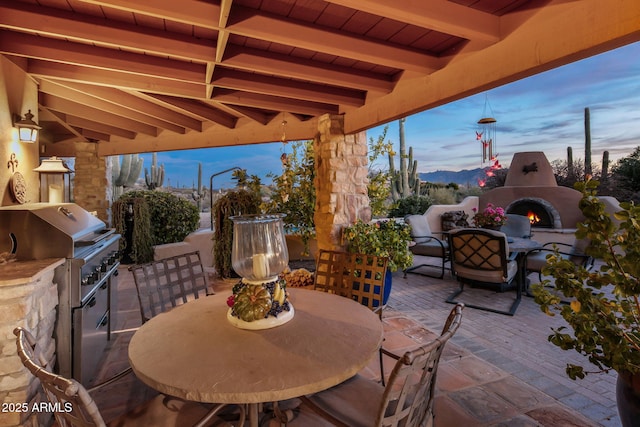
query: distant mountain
[{"left": 419, "top": 168, "right": 488, "bottom": 185}]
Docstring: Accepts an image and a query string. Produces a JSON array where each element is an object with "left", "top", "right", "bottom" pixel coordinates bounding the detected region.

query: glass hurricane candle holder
[{"left": 230, "top": 214, "right": 289, "bottom": 284}]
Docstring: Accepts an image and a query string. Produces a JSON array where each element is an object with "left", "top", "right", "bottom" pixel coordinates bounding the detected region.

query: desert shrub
[
  {"left": 213, "top": 189, "right": 260, "bottom": 278},
  {"left": 118, "top": 190, "right": 200, "bottom": 246},
  {"left": 388, "top": 195, "right": 433, "bottom": 217}
]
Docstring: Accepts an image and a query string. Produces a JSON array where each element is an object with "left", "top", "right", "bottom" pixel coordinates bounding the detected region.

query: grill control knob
[{"left": 81, "top": 277, "right": 90, "bottom": 286}]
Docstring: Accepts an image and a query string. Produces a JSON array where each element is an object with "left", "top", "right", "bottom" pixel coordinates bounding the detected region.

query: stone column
[
  {"left": 314, "top": 114, "right": 371, "bottom": 251},
  {"left": 73, "top": 143, "right": 112, "bottom": 225}
]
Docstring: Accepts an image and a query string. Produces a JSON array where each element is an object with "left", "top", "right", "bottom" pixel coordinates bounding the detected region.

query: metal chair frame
[
  {"left": 14, "top": 327, "right": 242, "bottom": 427},
  {"left": 129, "top": 250, "right": 211, "bottom": 323},
  {"left": 446, "top": 228, "right": 521, "bottom": 316},
  {"left": 297, "top": 303, "right": 464, "bottom": 427}
]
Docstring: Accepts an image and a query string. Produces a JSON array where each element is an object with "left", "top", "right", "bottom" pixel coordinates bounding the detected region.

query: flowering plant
[
  {"left": 342, "top": 220, "right": 413, "bottom": 272},
  {"left": 472, "top": 203, "right": 507, "bottom": 228}
]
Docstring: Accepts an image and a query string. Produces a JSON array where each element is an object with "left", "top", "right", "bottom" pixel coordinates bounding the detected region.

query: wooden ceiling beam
[
  {"left": 0, "top": 30, "right": 205, "bottom": 83},
  {"left": 212, "top": 68, "right": 365, "bottom": 108},
  {"left": 39, "top": 109, "right": 86, "bottom": 140},
  {"left": 49, "top": 81, "right": 201, "bottom": 131},
  {"left": 146, "top": 94, "right": 238, "bottom": 129},
  {"left": 28, "top": 60, "right": 207, "bottom": 99},
  {"left": 228, "top": 6, "right": 441, "bottom": 73},
  {"left": 38, "top": 79, "right": 188, "bottom": 134},
  {"left": 67, "top": 116, "right": 136, "bottom": 139},
  {"left": 222, "top": 104, "right": 275, "bottom": 126},
  {"left": 78, "top": 128, "right": 111, "bottom": 142},
  {"left": 212, "top": 89, "right": 339, "bottom": 116},
  {"left": 324, "top": 0, "right": 499, "bottom": 43},
  {"left": 0, "top": 2, "right": 216, "bottom": 62},
  {"left": 76, "top": 0, "right": 221, "bottom": 30},
  {"left": 223, "top": 46, "right": 394, "bottom": 93},
  {"left": 40, "top": 93, "right": 159, "bottom": 136}
]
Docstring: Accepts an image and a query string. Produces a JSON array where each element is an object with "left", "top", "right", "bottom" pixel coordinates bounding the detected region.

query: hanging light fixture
[{"left": 15, "top": 110, "right": 42, "bottom": 143}]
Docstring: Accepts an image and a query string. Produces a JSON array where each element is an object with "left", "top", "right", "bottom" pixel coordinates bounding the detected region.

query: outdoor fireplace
[
  {"left": 479, "top": 152, "right": 585, "bottom": 233},
  {"left": 506, "top": 198, "right": 560, "bottom": 229}
]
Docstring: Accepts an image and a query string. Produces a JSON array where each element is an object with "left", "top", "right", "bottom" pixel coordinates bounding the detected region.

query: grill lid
[{"left": 0, "top": 203, "right": 111, "bottom": 260}]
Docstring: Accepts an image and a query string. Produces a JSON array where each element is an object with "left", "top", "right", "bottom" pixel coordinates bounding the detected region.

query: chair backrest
[
  {"left": 14, "top": 327, "right": 105, "bottom": 427},
  {"left": 314, "top": 249, "right": 388, "bottom": 314},
  {"left": 500, "top": 214, "right": 532, "bottom": 239},
  {"left": 130, "top": 251, "right": 210, "bottom": 323},
  {"left": 377, "top": 303, "right": 464, "bottom": 427},
  {"left": 448, "top": 228, "right": 510, "bottom": 283},
  {"left": 404, "top": 214, "right": 433, "bottom": 243}
]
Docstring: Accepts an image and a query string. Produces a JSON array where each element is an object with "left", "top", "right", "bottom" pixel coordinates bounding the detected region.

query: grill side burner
[{"left": 0, "top": 203, "right": 121, "bottom": 386}]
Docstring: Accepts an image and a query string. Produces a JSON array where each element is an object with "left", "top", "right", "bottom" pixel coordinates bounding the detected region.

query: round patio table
[{"left": 128, "top": 288, "right": 383, "bottom": 427}]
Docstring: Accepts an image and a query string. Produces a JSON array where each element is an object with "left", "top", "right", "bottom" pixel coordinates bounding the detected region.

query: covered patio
[{"left": 1, "top": 1, "right": 639, "bottom": 426}]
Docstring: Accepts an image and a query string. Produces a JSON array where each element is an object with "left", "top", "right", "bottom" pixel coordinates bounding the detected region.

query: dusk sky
[{"left": 138, "top": 41, "right": 640, "bottom": 190}]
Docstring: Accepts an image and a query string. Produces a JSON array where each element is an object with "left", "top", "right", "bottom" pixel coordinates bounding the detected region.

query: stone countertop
[{"left": 0, "top": 258, "right": 65, "bottom": 286}]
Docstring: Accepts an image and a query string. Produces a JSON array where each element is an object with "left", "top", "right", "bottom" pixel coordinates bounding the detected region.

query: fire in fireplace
[{"left": 506, "top": 198, "right": 557, "bottom": 228}]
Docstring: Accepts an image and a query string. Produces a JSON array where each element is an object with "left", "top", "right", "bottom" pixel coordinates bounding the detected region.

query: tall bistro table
[{"left": 128, "top": 288, "right": 384, "bottom": 427}]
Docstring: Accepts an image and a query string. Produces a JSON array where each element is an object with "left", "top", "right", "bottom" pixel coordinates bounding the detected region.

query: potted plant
[
  {"left": 472, "top": 202, "right": 507, "bottom": 230},
  {"left": 342, "top": 219, "right": 413, "bottom": 304},
  {"left": 532, "top": 178, "right": 640, "bottom": 426}
]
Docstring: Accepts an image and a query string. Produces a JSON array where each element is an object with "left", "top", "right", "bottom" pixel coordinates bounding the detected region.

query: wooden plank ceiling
[{"left": 1, "top": 0, "right": 639, "bottom": 156}]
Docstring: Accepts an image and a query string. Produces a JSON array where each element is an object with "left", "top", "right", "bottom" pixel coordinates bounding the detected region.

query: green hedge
[{"left": 118, "top": 190, "right": 200, "bottom": 246}]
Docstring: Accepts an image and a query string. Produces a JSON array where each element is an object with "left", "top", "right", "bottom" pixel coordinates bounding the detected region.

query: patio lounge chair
[
  {"left": 524, "top": 238, "right": 594, "bottom": 282},
  {"left": 313, "top": 249, "right": 389, "bottom": 384},
  {"left": 446, "top": 228, "right": 521, "bottom": 316},
  {"left": 14, "top": 327, "right": 241, "bottom": 427},
  {"left": 500, "top": 213, "right": 532, "bottom": 239},
  {"left": 404, "top": 214, "right": 449, "bottom": 279},
  {"left": 130, "top": 251, "right": 212, "bottom": 323},
  {"left": 284, "top": 303, "right": 464, "bottom": 427}
]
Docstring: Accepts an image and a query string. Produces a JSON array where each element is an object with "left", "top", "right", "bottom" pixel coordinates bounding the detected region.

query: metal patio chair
[{"left": 14, "top": 327, "right": 241, "bottom": 427}]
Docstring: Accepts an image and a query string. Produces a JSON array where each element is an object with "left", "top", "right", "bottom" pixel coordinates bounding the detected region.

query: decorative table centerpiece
[{"left": 226, "top": 214, "right": 294, "bottom": 330}]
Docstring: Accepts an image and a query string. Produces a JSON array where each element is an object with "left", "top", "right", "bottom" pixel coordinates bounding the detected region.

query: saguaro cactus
[
  {"left": 388, "top": 118, "right": 419, "bottom": 201},
  {"left": 144, "top": 153, "right": 165, "bottom": 190},
  {"left": 601, "top": 150, "right": 610, "bottom": 183},
  {"left": 567, "top": 146, "right": 574, "bottom": 181},
  {"left": 585, "top": 107, "right": 592, "bottom": 178},
  {"left": 191, "top": 162, "right": 205, "bottom": 211},
  {"left": 112, "top": 154, "right": 143, "bottom": 200}
]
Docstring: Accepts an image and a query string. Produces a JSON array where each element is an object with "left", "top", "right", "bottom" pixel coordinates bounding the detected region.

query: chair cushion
[
  {"left": 410, "top": 239, "right": 447, "bottom": 257},
  {"left": 455, "top": 259, "right": 517, "bottom": 283},
  {"left": 304, "top": 374, "right": 384, "bottom": 427},
  {"left": 526, "top": 251, "right": 551, "bottom": 273},
  {"left": 405, "top": 215, "right": 432, "bottom": 244}
]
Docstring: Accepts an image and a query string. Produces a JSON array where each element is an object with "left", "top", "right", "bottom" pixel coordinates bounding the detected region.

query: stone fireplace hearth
[{"left": 479, "top": 152, "right": 583, "bottom": 232}]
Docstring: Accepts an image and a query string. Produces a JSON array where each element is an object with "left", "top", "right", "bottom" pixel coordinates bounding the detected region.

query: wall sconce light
[{"left": 15, "top": 110, "right": 41, "bottom": 143}]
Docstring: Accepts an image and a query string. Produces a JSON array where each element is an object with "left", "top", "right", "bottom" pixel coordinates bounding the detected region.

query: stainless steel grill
[{"left": 0, "top": 203, "right": 120, "bottom": 386}]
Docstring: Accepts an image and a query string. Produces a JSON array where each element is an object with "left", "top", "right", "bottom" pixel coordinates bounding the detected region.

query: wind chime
[
  {"left": 475, "top": 95, "right": 500, "bottom": 186},
  {"left": 476, "top": 94, "right": 497, "bottom": 164}
]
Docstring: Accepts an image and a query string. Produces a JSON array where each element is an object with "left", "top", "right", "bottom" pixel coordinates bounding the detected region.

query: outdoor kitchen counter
[{"left": 0, "top": 258, "right": 64, "bottom": 286}]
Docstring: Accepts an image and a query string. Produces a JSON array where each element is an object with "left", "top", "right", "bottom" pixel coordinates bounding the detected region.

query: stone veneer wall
[
  {"left": 0, "top": 264, "right": 60, "bottom": 427},
  {"left": 314, "top": 114, "right": 370, "bottom": 251},
  {"left": 73, "top": 142, "right": 112, "bottom": 225}
]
